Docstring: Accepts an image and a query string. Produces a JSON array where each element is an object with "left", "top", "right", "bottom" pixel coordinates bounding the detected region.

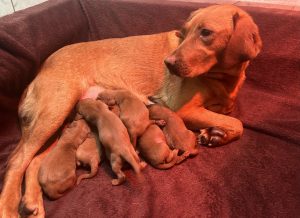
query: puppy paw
[
  {"left": 140, "top": 161, "right": 148, "bottom": 169},
  {"left": 155, "top": 119, "right": 166, "bottom": 127},
  {"left": 111, "top": 177, "right": 126, "bottom": 186},
  {"left": 197, "top": 127, "right": 227, "bottom": 147}
]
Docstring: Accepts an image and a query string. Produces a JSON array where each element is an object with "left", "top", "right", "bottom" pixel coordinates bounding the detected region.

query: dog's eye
[{"left": 200, "top": 28, "right": 213, "bottom": 37}]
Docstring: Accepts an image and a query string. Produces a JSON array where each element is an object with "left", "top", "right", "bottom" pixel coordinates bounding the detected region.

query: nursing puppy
[
  {"left": 97, "top": 89, "right": 164, "bottom": 147},
  {"left": 0, "top": 5, "right": 262, "bottom": 215},
  {"left": 76, "top": 131, "right": 102, "bottom": 185},
  {"left": 38, "top": 119, "right": 90, "bottom": 199},
  {"left": 76, "top": 98, "right": 143, "bottom": 185},
  {"left": 138, "top": 124, "right": 181, "bottom": 169},
  {"left": 148, "top": 104, "right": 198, "bottom": 160}
]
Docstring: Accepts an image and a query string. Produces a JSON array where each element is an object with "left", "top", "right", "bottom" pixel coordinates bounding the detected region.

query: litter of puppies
[{"left": 22, "top": 87, "right": 200, "bottom": 203}]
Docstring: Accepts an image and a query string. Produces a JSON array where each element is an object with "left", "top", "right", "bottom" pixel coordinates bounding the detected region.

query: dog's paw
[
  {"left": 19, "top": 199, "right": 39, "bottom": 217},
  {"left": 197, "top": 127, "right": 227, "bottom": 147}
]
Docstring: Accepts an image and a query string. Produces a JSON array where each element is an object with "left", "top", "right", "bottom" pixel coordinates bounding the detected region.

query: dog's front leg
[{"left": 177, "top": 106, "right": 243, "bottom": 147}]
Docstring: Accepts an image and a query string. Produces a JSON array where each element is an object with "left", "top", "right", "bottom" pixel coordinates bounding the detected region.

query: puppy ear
[
  {"left": 74, "top": 113, "right": 83, "bottom": 121},
  {"left": 223, "top": 12, "right": 262, "bottom": 67}
]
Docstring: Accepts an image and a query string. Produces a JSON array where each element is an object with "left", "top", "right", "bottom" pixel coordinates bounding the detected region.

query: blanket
[{"left": 0, "top": 0, "right": 299, "bottom": 217}]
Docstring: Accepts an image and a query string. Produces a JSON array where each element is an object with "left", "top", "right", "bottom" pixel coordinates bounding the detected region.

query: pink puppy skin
[{"left": 81, "top": 86, "right": 105, "bottom": 100}]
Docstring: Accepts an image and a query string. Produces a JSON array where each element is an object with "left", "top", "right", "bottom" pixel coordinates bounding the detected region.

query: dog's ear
[
  {"left": 222, "top": 12, "right": 262, "bottom": 67},
  {"left": 178, "top": 8, "right": 202, "bottom": 39}
]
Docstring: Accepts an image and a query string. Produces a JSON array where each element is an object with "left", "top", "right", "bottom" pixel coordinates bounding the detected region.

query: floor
[{"left": 1, "top": 0, "right": 299, "bottom": 17}]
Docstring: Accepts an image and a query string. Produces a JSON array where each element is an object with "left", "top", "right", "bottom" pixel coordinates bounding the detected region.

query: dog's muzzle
[
  {"left": 164, "top": 55, "right": 176, "bottom": 67},
  {"left": 164, "top": 55, "right": 180, "bottom": 76},
  {"left": 164, "top": 55, "right": 189, "bottom": 77}
]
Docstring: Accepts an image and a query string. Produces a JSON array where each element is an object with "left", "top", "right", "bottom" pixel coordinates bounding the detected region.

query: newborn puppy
[
  {"left": 76, "top": 98, "right": 143, "bottom": 185},
  {"left": 138, "top": 124, "right": 181, "bottom": 169},
  {"left": 148, "top": 104, "right": 199, "bottom": 160},
  {"left": 97, "top": 89, "right": 164, "bottom": 147},
  {"left": 76, "top": 131, "right": 102, "bottom": 185},
  {"left": 38, "top": 119, "right": 90, "bottom": 199}
]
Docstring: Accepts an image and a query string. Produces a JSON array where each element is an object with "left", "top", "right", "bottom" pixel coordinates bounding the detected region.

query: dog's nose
[{"left": 164, "top": 55, "right": 176, "bottom": 66}]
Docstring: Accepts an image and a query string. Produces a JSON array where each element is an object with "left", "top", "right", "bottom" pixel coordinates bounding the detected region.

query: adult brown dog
[{"left": 0, "top": 5, "right": 262, "bottom": 217}]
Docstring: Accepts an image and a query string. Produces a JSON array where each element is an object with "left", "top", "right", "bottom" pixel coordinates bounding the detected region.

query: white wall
[
  {"left": 0, "top": 0, "right": 47, "bottom": 17},
  {"left": 171, "top": 0, "right": 299, "bottom": 4},
  {"left": 1, "top": 0, "right": 299, "bottom": 17},
  {"left": 167, "top": 0, "right": 299, "bottom": 10}
]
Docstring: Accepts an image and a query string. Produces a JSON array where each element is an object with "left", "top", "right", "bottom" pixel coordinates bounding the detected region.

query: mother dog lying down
[{"left": 0, "top": 4, "right": 261, "bottom": 216}]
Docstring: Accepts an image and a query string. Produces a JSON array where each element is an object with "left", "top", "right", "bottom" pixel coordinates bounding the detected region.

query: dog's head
[{"left": 165, "top": 5, "right": 262, "bottom": 77}]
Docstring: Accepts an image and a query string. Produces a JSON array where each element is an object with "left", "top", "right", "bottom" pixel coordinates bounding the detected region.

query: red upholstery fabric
[{"left": 0, "top": 0, "right": 299, "bottom": 217}]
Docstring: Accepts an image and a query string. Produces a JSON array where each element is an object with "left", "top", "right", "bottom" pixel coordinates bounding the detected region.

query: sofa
[{"left": 0, "top": 0, "right": 299, "bottom": 217}]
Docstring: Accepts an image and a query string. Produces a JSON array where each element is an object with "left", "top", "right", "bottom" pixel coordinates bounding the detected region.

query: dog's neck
[
  {"left": 153, "top": 68, "right": 184, "bottom": 109},
  {"left": 155, "top": 61, "right": 248, "bottom": 112}
]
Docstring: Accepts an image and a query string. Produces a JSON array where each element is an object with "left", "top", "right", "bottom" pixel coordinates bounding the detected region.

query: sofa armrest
[{"left": 0, "top": 0, "right": 89, "bottom": 105}]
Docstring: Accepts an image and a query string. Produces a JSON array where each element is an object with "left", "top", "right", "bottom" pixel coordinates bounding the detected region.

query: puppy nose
[{"left": 164, "top": 55, "right": 176, "bottom": 66}]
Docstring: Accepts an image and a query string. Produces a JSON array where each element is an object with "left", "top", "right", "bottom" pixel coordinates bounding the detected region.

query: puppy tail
[
  {"left": 176, "top": 150, "right": 190, "bottom": 164},
  {"left": 189, "top": 148, "right": 199, "bottom": 156},
  {"left": 77, "top": 159, "right": 99, "bottom": 185},
  {"left": 156, "top": 149, "right": 179, "bottom": 170}
]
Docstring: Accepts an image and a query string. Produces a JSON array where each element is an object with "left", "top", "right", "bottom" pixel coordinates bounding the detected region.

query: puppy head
[
  {"left": 97, "top": 92, "right": 116, "bottom": 106},
  {"left": 165, "top": 5, "right": 262, "bottom": 77}
]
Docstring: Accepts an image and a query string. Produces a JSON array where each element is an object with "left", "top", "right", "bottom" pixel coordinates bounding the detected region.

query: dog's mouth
[
  {"left": 164, "top": 55, "right": 213, "bottom": 78},
  {"left": 167, "top": 66, "right": 189, "bottom": 77},
  {"left": 166, "top": 64, "right": 204, "bottom": 78}
]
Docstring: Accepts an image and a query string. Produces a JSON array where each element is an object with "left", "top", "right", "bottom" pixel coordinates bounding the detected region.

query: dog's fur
[
  {"left": 76, "top": 98, "right": 143, "bottom": 186},
  {"left": 76, "top": 131, "right": 102, "bottom": 185},
  {"left": 0, "top": 5, "right": 262, "bottom": 216},
  {"left": 97, "top": 89, "right": 156, "bottom": 147},
  {"left": 19, "top": 155, "right": 45, "bottom": 218},
  {"left": 138, "top": 124, "right": 180, "bottom": 169},
  {"left": 148, "top": 104, "right": 198, "bottom": 160},
  {"left": 19, "top": 140, "right": 58, "bottom": 218},
  {"left": 38, "top": 119, "right": 90, "bottom": 200}
]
